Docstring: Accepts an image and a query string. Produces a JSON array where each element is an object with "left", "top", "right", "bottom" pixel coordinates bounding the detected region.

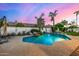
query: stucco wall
[{"left": 1, "top": 26, "right": 52, "bottom": 35}]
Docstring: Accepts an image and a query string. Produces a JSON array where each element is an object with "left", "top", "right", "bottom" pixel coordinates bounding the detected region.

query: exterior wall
[
  {"left": 1, "top": 26, "right": 52, "bottom": 35},
  {"left": 67, "top": 28, "right": 79, "bottom": 32}
]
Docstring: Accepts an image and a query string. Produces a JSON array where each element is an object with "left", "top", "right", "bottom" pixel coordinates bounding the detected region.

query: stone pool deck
[{"left": 0, "top": 35, "right": 79, "bottom": 56}]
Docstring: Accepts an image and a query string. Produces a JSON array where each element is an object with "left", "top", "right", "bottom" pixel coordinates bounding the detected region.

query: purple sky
[{"left": 0, "top": 3, "right": 79, "bottom": 25}]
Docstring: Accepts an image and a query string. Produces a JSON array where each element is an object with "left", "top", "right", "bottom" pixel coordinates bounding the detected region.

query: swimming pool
[{"left": 23, "top": 33, "right": 71, "bottom": 46}]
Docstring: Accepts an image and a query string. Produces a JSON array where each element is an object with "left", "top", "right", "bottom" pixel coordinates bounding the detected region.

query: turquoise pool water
[{"left": 23, "top": 33, "right": 71, "bottom": 46}]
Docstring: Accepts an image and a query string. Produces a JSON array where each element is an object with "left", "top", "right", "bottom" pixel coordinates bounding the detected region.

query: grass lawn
[{"left": 65, "top": 32, "right": 79, "bottom": 36}]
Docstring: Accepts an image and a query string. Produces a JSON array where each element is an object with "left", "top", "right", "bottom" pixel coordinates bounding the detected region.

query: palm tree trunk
[
  {"left": 38, "top": 26, "right": 41, "bottom": 32},
  {"left": 76, "top": 14, "right": 78, "bottom": 26},
  {"left": 52, "top": 17, "right": 55, "bottom": 32},
  {"left": 45, "top": 27, "right": 47, "bottom": 32},
  {"left": 0, "top": 28, "right": 1, "bottom": 36}
]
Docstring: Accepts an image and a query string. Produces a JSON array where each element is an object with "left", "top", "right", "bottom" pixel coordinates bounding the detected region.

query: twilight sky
[{"left": 0, "top": 3, "right": 79, "bottom": 25}]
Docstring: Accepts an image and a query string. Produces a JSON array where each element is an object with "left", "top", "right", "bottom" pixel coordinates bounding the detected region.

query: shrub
[
  {"left": 30, "top": 29, "right": 42, "bottom": 35},
  {"left": 17, "top": 32, "right": 22, "bottom": 36}
]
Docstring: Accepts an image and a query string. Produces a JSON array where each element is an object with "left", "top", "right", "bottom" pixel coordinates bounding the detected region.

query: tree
[
  {"left": 35, "top": 13, "right": 45, "bottom": 31},
  {"left": 0, "top": 18, "right": 3, "bottom": 28},
  {"left": 0, "top": 16, "right": 7, "bottom": 35},
  {"left": 2, "top": 16, "right": 7, "bottom": 36},
  {"left": 49, "top": 10, "right": 58, "bottom": 32},
  {"left": 16, "top": 23, "right": 25, "bottom": 27},
  {"left": 54, "top": 23, "right": 64, "bottom": 32},
  {"left": 74, "top": 10, "right": 79, "bottom": 26},
  {"left": 0, "top": 18, "right": 3, "bottom": 35},
  {"left": 61, "top": 20, "right": 68, "bottom": 25},
  {"left": 41, "top": 18, "right": 45, "bottom": 30}
]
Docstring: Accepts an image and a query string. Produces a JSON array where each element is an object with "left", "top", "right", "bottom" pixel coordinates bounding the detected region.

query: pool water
[{"left": 23, "top": 33, "right": 70, "bottom": 46}]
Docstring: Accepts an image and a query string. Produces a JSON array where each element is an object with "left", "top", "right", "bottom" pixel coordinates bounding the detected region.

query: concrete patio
[{"left": 0, "top": 35, "right": 79, "bottom": 56}]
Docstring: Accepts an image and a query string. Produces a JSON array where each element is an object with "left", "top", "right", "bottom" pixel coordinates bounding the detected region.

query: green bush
[
  {"left": 30, "top": 29, "right": 42, "bottom": 35},
  {"left": 16, "top": 23, "right": 25, "bottom": 27},
  {"left": 54, "top": 23, "right": 64, "bottom": 32},
  {"left": 65, "top": 32, "right": 79, "bottom": 36}
]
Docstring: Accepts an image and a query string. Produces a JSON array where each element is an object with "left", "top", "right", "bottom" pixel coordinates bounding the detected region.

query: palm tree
[
  {"left": 0, "top": 16, "right": 8, "bottom": 43},
  {"left": 41, "top": 18, "right": 45, "bottom": 30},
  {"left": 2, "top": 16, "right": 7, "bottom": 36},
  {"left": 49, "top": 10, "right": 58, "bottom": 32},
  {"left": 74, "top": 10, "right": 79, "bottom": 26},
  {"left": 0, "top": 18, "right": 4, "bottom": 35},
  {"left": 35, "top": 13, "right": 45, "bottom": 31}
]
